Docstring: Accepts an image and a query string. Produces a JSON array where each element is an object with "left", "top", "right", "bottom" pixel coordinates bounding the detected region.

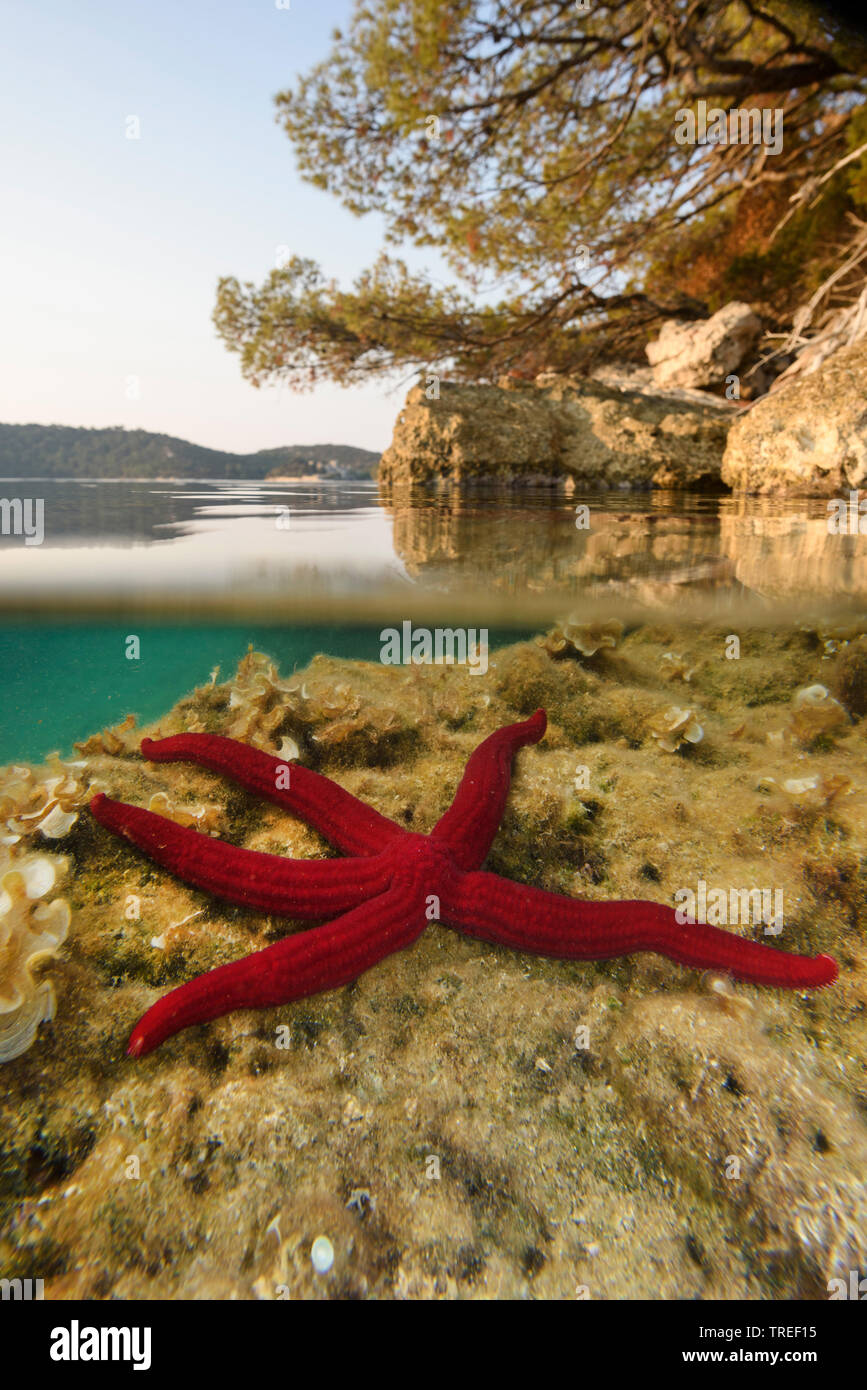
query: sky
[{"left": 0, "top": 0, "right": 449, "bottom": 454}]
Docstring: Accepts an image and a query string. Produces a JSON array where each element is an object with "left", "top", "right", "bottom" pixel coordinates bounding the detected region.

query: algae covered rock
[
  {"left": 606, "top": 993, "right": 867, "bottom": 1291},
  {"left": 2, "top": 631, "right": 867, "bottom": 1299},
  {"left": 831, "top": 636, "right": 867, "bottom": 717}
]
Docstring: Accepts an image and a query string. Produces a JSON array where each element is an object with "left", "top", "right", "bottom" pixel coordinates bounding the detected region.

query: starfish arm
[
  {"left": 138, "top": 734, "right": 404, "bottom": 857},
  {"left": 91, "top": 793, "right": 390, "bottom": 916},
  {"left": 431, "top": 709, "right": 547, "bottom": 870},
  {"left": 444, "top": 872, "right": 839, "bottom": 990},
  {"left": 126, "top": 885, "right": 429, "bottom": 1055}
]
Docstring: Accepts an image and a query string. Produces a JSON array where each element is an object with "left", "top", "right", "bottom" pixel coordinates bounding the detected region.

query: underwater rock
[
  {"left": 831, "top": 636, "right": 867, "bottom": 717},
  {"left": 607, "top": 994, "right": 867, "bottom": 1288},
  {"left": 2, "top": 633, "right": 866, "bottom": 1298},
  {"left": 310, "top": 705, "right": 417, "bottom": 768}
]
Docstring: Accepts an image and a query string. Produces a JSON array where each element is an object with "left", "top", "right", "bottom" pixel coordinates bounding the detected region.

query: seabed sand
[{"left": 1, "top": 627, "right": 866, "bottom": 1300}]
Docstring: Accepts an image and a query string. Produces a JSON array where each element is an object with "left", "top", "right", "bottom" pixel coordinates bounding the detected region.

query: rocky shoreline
[
  {"left": 380, "top": 306, "right": 867, "bottom": 497},
  {"left": 379, "top": 375, "right": 733, "bottom": 492}
]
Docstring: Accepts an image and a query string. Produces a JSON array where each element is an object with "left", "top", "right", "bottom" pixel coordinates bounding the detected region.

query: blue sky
[{"left": 0, "top": 0, "right": 447, "bottom": 453}]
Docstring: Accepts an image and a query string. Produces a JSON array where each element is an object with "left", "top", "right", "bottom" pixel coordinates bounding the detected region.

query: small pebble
[{"left": 311, "top": 1235, "right": 334, "bottom": 1274}]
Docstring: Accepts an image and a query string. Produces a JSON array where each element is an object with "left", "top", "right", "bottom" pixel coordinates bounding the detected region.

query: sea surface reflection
[{"left": 0, "top": 478, "right": 863, "bottom": 616}]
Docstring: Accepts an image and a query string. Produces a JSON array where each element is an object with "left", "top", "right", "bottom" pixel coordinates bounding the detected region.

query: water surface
[
  {"left": 0, "top": 478, "right": 863, "bottom": 609},
  {"left": 1, "top": 478, "right": 864, "bottom": 760}
]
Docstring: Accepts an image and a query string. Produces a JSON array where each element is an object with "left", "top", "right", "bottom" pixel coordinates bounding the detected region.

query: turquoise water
[
  {"left": 0, "top": 620, "right": 529, "bottom": 764},
  {"left": 0, "top": 622, "right": 379, "bottom": 764}
]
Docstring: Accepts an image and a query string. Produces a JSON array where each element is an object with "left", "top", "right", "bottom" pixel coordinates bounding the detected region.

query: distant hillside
[{"left": 0, "top": 424, "right": 380, "bottom": 480}]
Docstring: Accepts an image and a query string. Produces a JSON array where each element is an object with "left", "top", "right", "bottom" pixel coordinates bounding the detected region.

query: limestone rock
[
  {"left": 590, "top": 361, "right": 738, "bottom": 410},
  {"left": 379, "top": 377, "right": 730, "bottom": 490},
  {"left": 721, "top": 338, "right": 867, "bottom": 495},
  {"left": 646, "top": 302, "right": 761, "bottom": 390}
]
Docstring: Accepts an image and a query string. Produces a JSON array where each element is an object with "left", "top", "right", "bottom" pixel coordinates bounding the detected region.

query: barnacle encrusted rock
[{"left": 648, "top": 705, "right": 704, "bottom": 752}]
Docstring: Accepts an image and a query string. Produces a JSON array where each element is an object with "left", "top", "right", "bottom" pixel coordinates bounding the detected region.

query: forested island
[{"left": 0, "top": 423, "right": 380, "bottom": 480}]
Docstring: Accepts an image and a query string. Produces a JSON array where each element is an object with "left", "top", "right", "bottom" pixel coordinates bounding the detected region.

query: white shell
[
  {"left": 783, "top": 777, "right": 820, "bottom": 795},
  {"left": 277, "top": 736, "right": 300, "bottom": 762},
  {"left": 34, "top": 804, "right": 78, "bottom": 839},
  {"left": 793, "top": 684, "right": 830, "bottom": 707},
  {"left": 0, "top": 981, "right": 56, "bottom": 1063},
  {"left": 311, "top": 1235, "right": 334, "bottom": 1274},
  {"left": 0, "top": 860, "right": 69, "bottom": 1063}
]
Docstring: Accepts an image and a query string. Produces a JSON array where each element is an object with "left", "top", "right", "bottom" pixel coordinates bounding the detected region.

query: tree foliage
[{"left": 214, "top": 0, "right": 867, "bottom": 385}]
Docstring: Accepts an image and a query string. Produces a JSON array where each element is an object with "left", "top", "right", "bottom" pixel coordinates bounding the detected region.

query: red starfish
[{"left": 90, "top": 710, "right": 838, "bottom": 1057}]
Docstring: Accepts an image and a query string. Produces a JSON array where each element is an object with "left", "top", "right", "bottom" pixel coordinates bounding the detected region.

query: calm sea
[{"left": 0, "top": 477, "right": 862, "bottom": 761}]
